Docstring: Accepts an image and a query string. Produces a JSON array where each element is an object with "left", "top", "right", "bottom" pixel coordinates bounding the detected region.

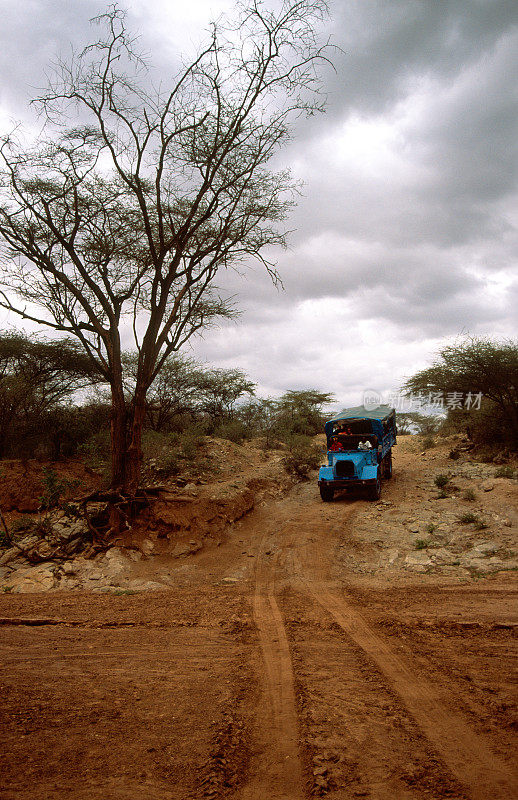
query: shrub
[
  {"left": 458, "top": 512, "right": 487, "bottom": 529},
  {"left": 434, "top": 474, "right": 449, "bottom": 488},
  {"left": 180, "top": 429, "right": 206, "bottom": 462},
  {"left": 425, "top": 523, "right": 436, "bottom": 535},
  {"left": 140, "top": 430, "right": 182, "bottom": 480},
  {"left": 158, "top": 453, "right": 181, "bottom": 478},
  {"left": 414, "top": 539, "right": 430, "bottom": 550},
  {"left": 495, "top": 465, "right": 515, "bottom": 479},
  {"left": 283, "top": 436, "right": 321, "bottom": 479},
  {"left": 33, "top": 516, "right": 54, "bottom": 538},
  {"left": 78, "top": 429, "right": 111, "bottom": 468},
  {"left": 11, "top": 515, "right": 36, "bottom": 534},
  {"left": 422, "top": 436, "right": 435, "bottom": 450},
  {"left": 463, "top": 489, "right": 476, "bottom": 501},
  {"left": 39, "top": 467, "right": 78, "bottom": 510},
  {"left": 214, "top": 420, "right": 248, "bottom": 444}
]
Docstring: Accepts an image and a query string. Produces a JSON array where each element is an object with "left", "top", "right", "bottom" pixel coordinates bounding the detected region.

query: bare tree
[{"left": 0, "top": 1, "right": 331, "bottom": 523}]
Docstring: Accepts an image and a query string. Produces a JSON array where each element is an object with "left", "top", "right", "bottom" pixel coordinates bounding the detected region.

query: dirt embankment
[
  {"left": 0, "top": 458, "right": 101, "bottom": 514},
  {"left": 0, "top": 438, "right": 295, "bottom": 592}
]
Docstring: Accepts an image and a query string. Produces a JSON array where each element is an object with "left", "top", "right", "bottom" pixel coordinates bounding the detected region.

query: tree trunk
[
  {"left": 106, "top": 380, "right": 148, "bottom": 538},
  {"left": 125, "top": 389, "right": 147, "bottom": 495},
  {"left": 110, "top": 387, "right": 128, "bottom": 491}
]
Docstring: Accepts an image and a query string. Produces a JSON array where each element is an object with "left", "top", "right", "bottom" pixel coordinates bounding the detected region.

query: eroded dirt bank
[{"left": 0, "top": 437, "right": 517, "bottom": 799}]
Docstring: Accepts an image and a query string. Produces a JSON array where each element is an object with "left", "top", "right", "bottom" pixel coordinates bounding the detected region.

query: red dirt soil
[{"left": 0, "top": 439, "right": 517, "bottom": 799}]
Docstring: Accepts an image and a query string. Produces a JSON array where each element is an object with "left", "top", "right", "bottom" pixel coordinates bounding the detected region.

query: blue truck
[{"left": 318, "top": 405, "right": 397, "bottom": 502}]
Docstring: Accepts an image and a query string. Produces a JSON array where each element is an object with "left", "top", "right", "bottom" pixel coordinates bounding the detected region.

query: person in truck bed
[{"left": 358, "top": 437, "right": 372, "bottom": 450}]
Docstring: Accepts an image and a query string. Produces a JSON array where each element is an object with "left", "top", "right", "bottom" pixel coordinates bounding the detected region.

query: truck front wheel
[
  {"left": 368, "top": 473, "right": 381, "bottom": 501},
  {"left": 320, "top": 485, "right": 334, "bottom": 502}
]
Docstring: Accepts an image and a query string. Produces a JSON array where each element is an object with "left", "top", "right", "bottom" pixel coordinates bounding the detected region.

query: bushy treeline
[
  {"left": 0, "top": 333, "right": 333, "bottom": 476},
  {"left": 403, "top": 336, "right": 518, "bottom": 457},
  {"left": 0, "top": 333, "right": 106, "bottom": 459}
]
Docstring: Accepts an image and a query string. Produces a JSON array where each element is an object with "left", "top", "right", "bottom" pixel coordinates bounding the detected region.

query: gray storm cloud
[{"left": 0, "top": 0, "right": 516, "bottom": 405}]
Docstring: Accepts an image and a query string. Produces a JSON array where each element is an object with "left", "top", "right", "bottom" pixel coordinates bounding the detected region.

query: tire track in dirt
[
  {"left": 296, "top": 545, "right": 518, "bottom": 800},
  {"left": 240, "top": 538, "right": 304, "bottom": 800}
]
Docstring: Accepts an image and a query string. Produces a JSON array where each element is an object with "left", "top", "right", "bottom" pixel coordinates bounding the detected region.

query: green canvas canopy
[
  {"left": 325, "top": 405, "right": 396, "bottom": 439},
  {"left": 328, "top": 405, "right": 395, "bottom": 423}
]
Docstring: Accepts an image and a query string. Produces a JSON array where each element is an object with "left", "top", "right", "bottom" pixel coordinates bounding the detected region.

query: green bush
[
  {"left": 78, "top": 429, "right": 111, "bottom": 467},
  {"left": 140, "top": 430, "right": 180, "bottom": 479},
  {"left": 180, "top": 429, "right": 206, "bottom": 462},
  {"left": 214, "top": 420, "right": 248, "bottom": 444},
  {"left": 495, "top": 465, "right": 515, "bottom": 479},
  {"left": 463, "top": 489, "right": 476, "bottom": 501},
  {"left": 282, "top": 436, "right": 321, "bottom": 479},
  {"left": 458, "top": 512, "right": 487, "bottom": 529},
  {"left": 39, "top": 467, "right": 78, "bottom": 510},
  {"left": 434, "top": 474, "right": 449, "bottom": 488},
  {"left": 414, "top": 538, "right": 430, "bottom": 550}
]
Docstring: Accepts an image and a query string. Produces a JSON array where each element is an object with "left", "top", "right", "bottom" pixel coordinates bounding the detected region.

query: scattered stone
[
  {"left": 172, "top": 543, "right": 191, "bottom": 558},
  {"left": 0, "top": 546, "right": 22, "bottom": 566},
  {"left": 405, "top": 552, "right": 433, "bottom": 567},
  {"left": 488, "top": 558, "right": 518, "bottom": 571},
  {"left": 481, "top": 480, "right": 494, "bottom": 492},
  {"left": 140, "top": 538, "right": 155, "bottom": 556},
  {"left": 431, "top": 548, "right": 457, "bottom": 565},
  {"left": 436, "top": 523, "right": 451, "bottom": 533},
  {"left": 16, "top": 534, "right": 40, "bottom": 550},
  {"left": 63, "top": 536, "right": 83, "bottom": 556},
  {"left": 3, "top": 563, "right": 57, "bottom": 593},
  {"left": 30, "top": 540, "right": 53, "bottom": 560},
  {"left": 473, "top": 542, "right": 499, "bottom": 555},
  {"left": 104, "top": 548, "right": 132, "bottom": 573}
]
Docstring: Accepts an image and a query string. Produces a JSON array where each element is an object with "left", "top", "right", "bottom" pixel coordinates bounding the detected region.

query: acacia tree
[
  {"left": 197, "top": 368, "right": 256, "bottom": 425},
  {"left": 0, "top": 2, "right": 331, "bottom": 509},
  {"left": 0, "top": 332, "right": 101, "bottom": 457},
  {"left": 403, "top": 337, "right": 518, "bottom": 444}
]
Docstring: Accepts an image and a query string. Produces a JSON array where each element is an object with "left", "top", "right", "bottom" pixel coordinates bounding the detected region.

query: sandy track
[
  {"left": 238, "top": 478, "right": 517, "bottom": 799},
  {"left": 300, "top": 573, "right": 517, "bottom": 799},
  {"left": 242, "top": 538, "right": 304, "bottom": 799}
]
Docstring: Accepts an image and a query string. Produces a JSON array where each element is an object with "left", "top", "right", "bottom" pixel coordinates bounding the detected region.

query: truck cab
[{"left": 318, "top": 405, "right": 396, "bottom": 501}]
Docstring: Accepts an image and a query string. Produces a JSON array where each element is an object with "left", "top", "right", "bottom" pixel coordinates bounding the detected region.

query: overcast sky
[{"left": 0, "top": 0, "right": 516, "bottom": 408}]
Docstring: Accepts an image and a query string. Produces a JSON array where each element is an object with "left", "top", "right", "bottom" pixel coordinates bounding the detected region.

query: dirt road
[{"left": 1, "top": 443, "right": 517, "bottom": 799}]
